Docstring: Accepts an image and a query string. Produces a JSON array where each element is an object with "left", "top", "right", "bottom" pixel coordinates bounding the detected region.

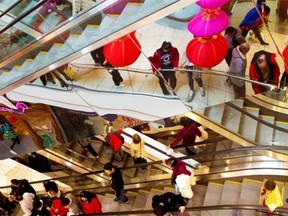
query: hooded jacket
[{"left": 229, "top": 46, "right": 247, "bottom": 87}]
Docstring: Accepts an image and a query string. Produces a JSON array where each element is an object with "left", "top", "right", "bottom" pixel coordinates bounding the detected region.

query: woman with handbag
[{"left": 130, "top": 134, "right": 148, "bottom": 172}]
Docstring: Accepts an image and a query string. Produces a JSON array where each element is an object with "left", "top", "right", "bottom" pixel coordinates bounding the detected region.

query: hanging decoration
[
  {"left": 196, "top": 0, "right": 230, "bottom": 9},
  {"left": 104, "top": 31, "right": 141, "bottom": 67},
  {"left": 186, "top": 34, "right": 228, "bottom": 68},
  {"left": 187, "top": 8, "right": 229, "bottom": 37}
]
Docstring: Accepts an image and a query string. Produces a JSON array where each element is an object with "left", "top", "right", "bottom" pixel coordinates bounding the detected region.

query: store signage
[{"left": 0, "top": 102, "right": 28, "bottom": 114}]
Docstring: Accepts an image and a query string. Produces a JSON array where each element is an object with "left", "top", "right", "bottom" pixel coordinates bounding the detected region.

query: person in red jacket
[
  {"left": 281, "top": 44, "right": 288, "bottom": 88},
  {"left": 79, "top": 190, "right": 102, "bottom": 214},
  {"left": 167, "top": 117, "right": 201, "bottom": 156},
  {"left": 106, "top": 129, "right": 125, "bottom": 162},
  {"left": 148, "top": 41, "right": 180, "bottom": 95},
  {"left": 249, "top": 50, "right": 280, "bottom": 94},
  {"left": 164, "top": 158, "right": 193, "bottom": 198}
]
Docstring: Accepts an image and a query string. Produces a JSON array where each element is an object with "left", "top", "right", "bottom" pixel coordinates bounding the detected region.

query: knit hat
[{"left": 239, "top": 42, "right": 250, "bottom": 53}]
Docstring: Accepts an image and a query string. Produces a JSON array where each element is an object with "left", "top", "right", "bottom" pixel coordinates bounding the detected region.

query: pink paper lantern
[
  {"left": 186, "top": 34, "right": 228, "bottom": 68},
  {"left": 196, "top": 0, "right": 230, "bottom": 9},
  {"left": 187, "top": 8, "right": 229, "bottom": 37}
]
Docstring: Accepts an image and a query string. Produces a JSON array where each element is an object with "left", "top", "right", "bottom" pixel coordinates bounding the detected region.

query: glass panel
[{"left": 0, "top": 0, "right": 188, "bottom": 94}]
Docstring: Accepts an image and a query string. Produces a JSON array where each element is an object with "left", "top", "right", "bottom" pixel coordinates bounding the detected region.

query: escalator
[
  {"left": 3, "top": 145, "right": 288, "bottom": 215},
  {"left": 0, "top": 0, "right": 194, "bottom": 95},
  {"left": 186, "top": 93, "right": 288, "bottom": 161}
]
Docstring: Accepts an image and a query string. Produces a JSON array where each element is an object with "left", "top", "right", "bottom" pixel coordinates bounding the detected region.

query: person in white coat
[
  {"left": 130, "top": 133, "right": 148, "bottom": 171},
  {"left": 19, "top": 192, "right": 35, "bottom": 216},
  {"left": 72, "top": 0, "right": 95, "bottom": 15}
]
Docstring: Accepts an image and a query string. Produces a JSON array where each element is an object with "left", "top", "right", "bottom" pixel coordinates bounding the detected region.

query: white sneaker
[
  {"left": 200, "top": 87, "right": 205, "bottom": 97},
  {"left": 10, "top": 149, "right": 18, "bottom": 155},
  {"left": 115, "top": 83, "right": 125, "bottom": 87},
  {"left": 186, "top": 90, "right": 195, "bottom": 103}
]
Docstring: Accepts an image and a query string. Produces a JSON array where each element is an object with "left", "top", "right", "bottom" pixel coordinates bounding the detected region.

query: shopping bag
[{"left": 63, "top": 66, "right": 79, "bottom": 81}]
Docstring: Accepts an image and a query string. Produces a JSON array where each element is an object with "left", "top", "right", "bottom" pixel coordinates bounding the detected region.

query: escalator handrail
[
  {"left": 0, "top": 0, "right": 48, "bottom": 35},
  {"left": 227, "top": 101, "right": 288, "bottom": 134},
  {"left": 171, "top": 136, "right": 227, "bottom": 149},
  {"left": 0, "top": 0, "right": 23, "bottom": 19},
  {"left": 76, "top": 204, "right": 288, "bottom": 215},
  {"left": 2, "top": 145, "right": 288, "bottom": 190}
]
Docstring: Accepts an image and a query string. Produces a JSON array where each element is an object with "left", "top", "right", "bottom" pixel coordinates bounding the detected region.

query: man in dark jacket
[
  {"left": 152, "top": 192, "right": 186, "bottom": 216},
  {"left": 103, "top": 162, "right": 128, "bottom": 203},
  {"left": 90, "top": 47, "right": 124, "bottom": 87}
]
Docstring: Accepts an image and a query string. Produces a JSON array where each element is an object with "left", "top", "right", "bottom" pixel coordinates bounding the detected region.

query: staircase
[{"left": 0, "top": 0, "right": 195, "bottom": 95}]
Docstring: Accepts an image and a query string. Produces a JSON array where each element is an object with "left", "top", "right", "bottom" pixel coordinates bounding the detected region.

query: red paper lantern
[
  {"left": 104, "top": 32, "right": 141, "bottom": 67},
  {"left": 186, "top": 34, "right": 228, "bottom": 68}
]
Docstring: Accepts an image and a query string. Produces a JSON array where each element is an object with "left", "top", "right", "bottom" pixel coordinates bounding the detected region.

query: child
[{"left": 261, "top": 179, "right": 283, "bottom": 214}]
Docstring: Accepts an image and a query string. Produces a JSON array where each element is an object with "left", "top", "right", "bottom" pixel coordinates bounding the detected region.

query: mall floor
[{"left": 1, "top": 0, "right": 288, "bottom": 214}]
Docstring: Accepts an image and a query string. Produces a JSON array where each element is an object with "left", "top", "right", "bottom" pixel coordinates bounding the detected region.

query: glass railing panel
[{"left": 0, "top": 0, "right": 193, "bottom": 94}]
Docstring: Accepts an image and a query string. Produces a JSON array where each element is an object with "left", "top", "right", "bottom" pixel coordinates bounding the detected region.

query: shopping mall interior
[{"left": 0, "top": 0, "right": 288, "bottom": 215}]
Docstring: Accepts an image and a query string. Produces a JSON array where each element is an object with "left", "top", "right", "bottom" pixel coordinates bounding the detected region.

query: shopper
[
  {"left": 103, "top": 162, "right": 128, "bottom": 203},
  {"left": 249, "top": 50, "right": 280, "bottom": 94},
  {"left": 130, "top": 133, "right": 148, "bottom": 171},
  {"left": 167, "top": 117, "right": 202, "bottom": 156},
  {"left": 261, "top": 179, "right": 283, "bottom": 214},
  {"left": 152, "top": 192, "right": 186, "bottom": 216},
  {"left": 90, "top": 46, "right": 124, "bottom": 87},
  {"left": 164, "top": 158, "right": 193, "bottom": 199},
  {"left": 79, "top": 190, "right": 102, "bottom": 214},
  {"left": 149, "top": 41, "right": 179, "bottom": 95},
  {"left": 229, "top": 42, "right": 250, "bottom": 99},
  {"left": 182, "top": 56, "right": 205, "bottom": 102},
  {"left": 106, "top": 130, "right": 125, "bottom": 162},
  {"left": 239, "top": 0, "right": 269, "bottom": 45},
  {"left": 224, "top": 26, "right": 247, "bottom": 85}
]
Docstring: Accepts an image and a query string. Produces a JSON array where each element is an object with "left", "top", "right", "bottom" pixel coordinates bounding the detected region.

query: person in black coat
[
  {"left": 104, "top": 162, "right": 128, "bottom": 203},
  {"left": 152, "top": 192, "right": 186, "bottom": 216},
  {"left": 90, "top": 47, "right": 124, "bottom": 86},
  {"left": 10, "top": 179, "right": 36, "bottom": 202}
]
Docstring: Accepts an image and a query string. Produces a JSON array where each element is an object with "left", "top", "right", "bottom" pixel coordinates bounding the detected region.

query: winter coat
[
  {"left": 169, "top": 158, "right": 191, "bottom": 179},
  {"left": 239, "top": 2, "right": 263, "bottom": 30},
  {"left": 229, "top": 46, "right": 247, "bottom": 87},
  {"left": 148, "top": 47, "right": 179, "bottom": 74},
  {"left": 130, "top": 138, "right": 147, "bottom": 159},
  {"left": 263, "top": 185, "right": 283, "bottom": 212},
  {"left": 110, "top": 166, "right": 124, "bottom": 197},
  {"left": 80, "top": 197, "right": 102, "bottom": 214},
  {"left": 152, "top": 192, "right": 186, "bottom": 216},
  {"left": 249, "top": 50, "right": 280, "bottom": 94},
  {"left": 65, "top": 193, "right": 82, "bottom": 216},
  {"left": 169, "top": 124, "right": 201, "bottom": 148},
  {"left": 72, "top": 0, "right": 94, "bottom": 15},
  {"left": 49, "top": 197, "right": 69, "bottom": 216},
  {"left": 19, "top": 193, "right": 34, "bottom": 216},
  {"left": 225, "top": 27, "right": 246, "bottom": 49},
  {"left": 107, "top": 130, "right": 124, "bottom": 151}
]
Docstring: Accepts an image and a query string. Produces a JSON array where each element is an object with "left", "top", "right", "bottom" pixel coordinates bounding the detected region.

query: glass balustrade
[{"left": 0, "top": 0, "right": 193, "bottom": 94}]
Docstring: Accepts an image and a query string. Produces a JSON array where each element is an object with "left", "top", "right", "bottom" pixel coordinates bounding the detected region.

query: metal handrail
[
  {"left": 70, "top": 63, "right": 278, "bottom": 92},
  {"left": 80, "top": 205, "right": 288, "bottom": 216},
  {"left": 0, "top": 0, "right": 48, "bottom": 35},
  {"left": 1, "top": 145, "right": 288, "bottom": 190},
  {"left": 0, "top": 0, "right": 23, "bottom": 19}
]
